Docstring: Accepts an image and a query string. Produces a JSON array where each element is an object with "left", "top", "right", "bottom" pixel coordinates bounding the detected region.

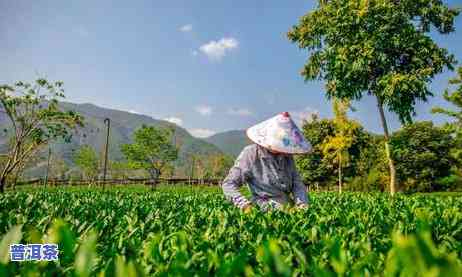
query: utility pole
[
  {"left": 103, "top": 118, "right": 111, "bottom": 189},
  {"left": 172, "top": 128, "right": 176, "bottom": 179},
  {"left": 44, "top": 147, "right": 52, "bottom": 187},
  {"left": 190, "top": 155, "right": 195, "bottom": 186}
]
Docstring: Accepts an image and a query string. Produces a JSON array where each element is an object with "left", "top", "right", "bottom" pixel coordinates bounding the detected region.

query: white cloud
[
  {"left": 199, "top": 37, "right": 239, "bottom": 61},
  {"left": 195, "top": 105, "right": 213, "bottom": 116},
  {"left": 189, "top": 128, "right": 216, "bottom": 138},
  {"left": 289, "top": 107, "right": 320, "bottom": 127},
  {"left": 164, "top": 116, "right": 183, "bottom": 126},
  {"left": 179, "top": 24, "right": 193, "bottom": 32},
  {"left": 227, "top": 107, "right": 253, "bottom": 116}
]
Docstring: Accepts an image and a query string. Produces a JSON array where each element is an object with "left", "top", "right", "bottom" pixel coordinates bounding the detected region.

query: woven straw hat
[{"left": 246, "top": 112, "right": 311, "bottom": 154}]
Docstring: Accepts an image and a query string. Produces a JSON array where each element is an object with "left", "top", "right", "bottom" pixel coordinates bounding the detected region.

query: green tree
[
  {"left": 192, "top": 154, "right": 207, "bottom": 184},
  {"left": 188, "top": 152, "right": 233, "bottom": 183},
  {"left": 389, "top": 121, "right": 457, "bottom": 192},
  {"left": 121, "top": 125, "right": 178, "bottom": 187},
  {"left": 74, "top": 145, "right": 99, "bottom": 182},
  {"left": 7, "top": 147, "right": 41, "bottom": 189},
  {"left": 288, "top": 0, "right": 459, "bottom": 195},
  {"left": 432, "top": 67, "right": 462, "bottom": 121},
  {"left": 110, "top": 161, "right": 131, "bottom": 180},
  {"left": 187, "top": 153, "right": 200, "bottom": 182},
  {"left": 50, "top": 157, "right": 69, "bottom": 180},
  {"left": 208, "top": 153, "right": 234, "bottom": 180},
  {"left": 348, "top": 134, "right": 388, "bottom": 192},
  {"left": 322, "top": 99, "right": 360, "bottom": 192},
  {"left": 0, "top": 79, "right": 83, "bottom": 192},
  {"left": 297, "top": 113, "right": 381, "bottom": 191},
  {"left": 160, "top": 163, "right": 175, "bottom": 179},
  {"left": 296, "top": 115, "right": 337, "bottom": 190},
  {"left": 432, "top": 66, "right": 462, "bottom": 164}
]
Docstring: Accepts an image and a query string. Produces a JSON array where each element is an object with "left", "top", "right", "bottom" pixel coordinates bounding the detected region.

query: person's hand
[{"left": 242, "top": 204, "right": 253, "bottom": 213}]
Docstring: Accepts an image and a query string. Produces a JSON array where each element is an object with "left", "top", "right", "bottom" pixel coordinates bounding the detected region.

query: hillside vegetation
[{"left": 1, "top": 102, "right": 223, "bottom": 178}]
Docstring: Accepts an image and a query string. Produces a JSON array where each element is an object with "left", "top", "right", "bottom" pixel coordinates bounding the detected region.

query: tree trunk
[
  {"left": 338, "top": 153, "right": 342, "bottom": 193},
  {"left": 376, "top": 96, "right": 397, "bottom": 196},
  {"left": 149, "top": 168, "right": 159, "bottom": 191},
  {"left": 0, "top": 176, "right": 5, "bottom": 193}
]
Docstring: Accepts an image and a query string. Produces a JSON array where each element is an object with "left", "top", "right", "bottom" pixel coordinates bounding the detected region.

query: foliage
[
  {"left": 384, "top": 230, "right": 462, "bottom": 276},
  {"left": 109, "top": 161, "right": 131, "bottom": 180},
  {"left": 436, "top": 174, "right": 462, "bottom": 192},
  {"left": 322, "top": 99, "right": 360, "bottom": 191},
  {"left": 288, "top": 0, "right": 458, "bottom": 123},
  {"left": 389, "top": 121, "right": 457, "bottom": 192},
  {"left": 0, "top": 79, "right": 83, "bottom": 192},
  {"left": 296, "top": 114, "right": 375, "bottom": 190},
  {"left": 121, "top": 125, "right": 178, "bottom": 182},
  {"left": 432, "top": 67, "right": 462, "bottom": 124},
  {"left": 288, "top": 0, "right": 459, "bottom": 194},
  {"left": 207, "top": 153, "right": 234, "bottom": 179},
  {"left": 73, "top": 145, "right": 99, "bottom": 181},
  {"left": 346, "top": 133, "right": 389, "bottom": 192},
  {"left": 188, "top": 153, "right": 205, "bottom": 180},
  {"left": 1, "top": 101, "right": 225, "bottom": 180},
  {"left": 432, "top": 66, "right": 462, "bottom": 165},
  {"left": 0, "top": 187, "right": 461, "bottom": 275},
  {"left": 49, "top": 157, "right": 69, "bottom": 180},
  {"left": 296, "top": 115, "right": 337, "bottom": 188},
  {"left": 187, "top": 152, "right": 234, "bottom": 180},
  {"left": 160, "top": 163, "right": 175, "bottom": 178},
  {"left": 348, "top": 166, "right": 388, "bottom": 192}
]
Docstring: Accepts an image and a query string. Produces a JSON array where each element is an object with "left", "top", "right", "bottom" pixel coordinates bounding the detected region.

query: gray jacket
[{"left": 222, "top": 144, "right": 309, "bottom": 210}]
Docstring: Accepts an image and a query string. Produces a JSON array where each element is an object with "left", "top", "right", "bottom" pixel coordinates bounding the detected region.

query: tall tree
[
  {"left": 121, "top": 125, "right": 178, "bottom": 187},
  {"left": 322, "top": 99, "right": 360, "bottom": 192},
  {"left": 0, "top": 79, "right": 83, "bottom": 192},
  {"left": 74, "top": 145, "right": 99, "bottom": 182},
  {"left": 288, "top": 0, "right": 459, "bottom": 195}
]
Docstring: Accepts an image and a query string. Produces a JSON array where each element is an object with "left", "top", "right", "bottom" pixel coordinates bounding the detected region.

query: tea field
[{"left": 0, "top": 186, "right": 461, "bottom": 276}]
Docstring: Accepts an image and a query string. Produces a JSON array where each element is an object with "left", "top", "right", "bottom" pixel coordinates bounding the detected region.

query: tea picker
[{"left": 222, "top": 112, "right": 312, "bottom": 212}]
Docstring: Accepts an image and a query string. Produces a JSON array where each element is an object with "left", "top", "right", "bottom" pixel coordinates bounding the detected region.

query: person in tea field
[{"left": 222, "top": 112, "right": 312, "bottom": 212}]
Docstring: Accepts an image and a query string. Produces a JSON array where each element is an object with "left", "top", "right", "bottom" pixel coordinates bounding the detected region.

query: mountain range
[
  {"left": 0, "top": 102, "right": 250, "bottom": 178},
  {"left": 204, "top": 130, "right": 251, "bottom": 157}
]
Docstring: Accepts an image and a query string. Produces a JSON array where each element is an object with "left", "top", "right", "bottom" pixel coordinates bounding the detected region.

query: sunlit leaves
[
  {"left": 73, "top": 145, "right": 99, "bottom": 181},
  {"left": 0, "top": 225, "right": 22, "bottom": 264},
  {"left": 0, "top": 79, "right": 84, "bottom": 191},
  {"left": 0, "top": 187, "right": 461, "bottom": 275},
  {"left": 121, "top": 125, "right": 178, "bottom": 181},
  {"left": 74, "top": 231, "right": 98, "bottom": 277},
  {"left": 288, "top": 0, "right": 459, "bottom": 123}
]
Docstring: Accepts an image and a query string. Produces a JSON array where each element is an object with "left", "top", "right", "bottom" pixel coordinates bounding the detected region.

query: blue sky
[{"left": 1, "top": 0, "right": 461, "bottom": 138}]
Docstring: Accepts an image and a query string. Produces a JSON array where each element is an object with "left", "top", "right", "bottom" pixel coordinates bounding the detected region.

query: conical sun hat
[{"left": 246, "top": 112, "right": 312, "bottom": 154}]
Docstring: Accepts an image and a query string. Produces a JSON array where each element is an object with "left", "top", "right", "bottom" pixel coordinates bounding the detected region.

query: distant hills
[
  {"left": 1, "top": 102, "right": 226, "bottom": 178},
  {"left": 204, "top": 130, "right": 252, "bottom": 157},
  {"left": 0, "top": 101, "right": 255, "bottom": 178}
]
